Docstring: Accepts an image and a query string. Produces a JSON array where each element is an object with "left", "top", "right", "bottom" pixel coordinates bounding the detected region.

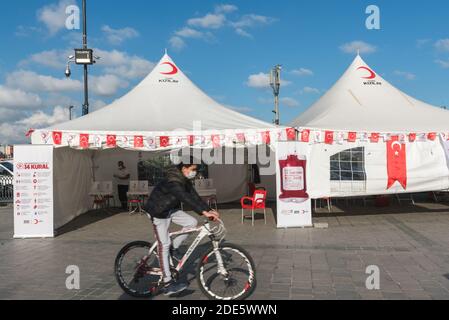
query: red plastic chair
[{"left": 241, "top": 190, "right": 267, "bottom": 226}]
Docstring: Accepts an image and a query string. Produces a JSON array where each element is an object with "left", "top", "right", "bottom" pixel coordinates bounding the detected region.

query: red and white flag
[
  {"left": 188, "top": 135, "right": 195, "bottom": 146},
  {"left": 348, "top": 132, "right": 357, "bottom": 143},
  {"left": 160, "top": 136, "right": 170, "bottom": 148},
  {"left": 211, "top": 135, "right": 221, "bottom": 148},
  {"left": 107, "top": 135, "right": 116, "bottom": 147},
  {"left": 325, "top": 131, "right": 334, "bottom": 145},
  {"left": 286, "top": 128, "right": 296, "bottom": 141},
  {"left": 236, "top": 133, "right": 246, "bottom": 143},
  {"left": 387, "top": 136, "right": 407, "bottom": 190},
  {"left": 261, "top": 131, "right": 271, "bottom": 144},
  {"left": 80, "top": 134, "right": 89, "bottom": 149},
  {"left": 52, "top": 132, "right": 62, "bottom": 145},
  {"left": 134, "top": 136, "right": 144, "bottom": 148},
  {"left": 301, "top": 129, "right": 310, "bottom": 143},
  {"left": 409, "top": 133, "right": 417, "bottom": 143},
  {"left": 370, "top": 133, "right": 380, "bottom": 143},
  {"left": 428, "top": 132, "right": 437, "bottom": 141}
]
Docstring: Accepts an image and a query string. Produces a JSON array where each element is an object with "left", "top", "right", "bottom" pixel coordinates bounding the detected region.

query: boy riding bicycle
[{"left": 144, "top": 157, "right": 220, "bottom": 296}]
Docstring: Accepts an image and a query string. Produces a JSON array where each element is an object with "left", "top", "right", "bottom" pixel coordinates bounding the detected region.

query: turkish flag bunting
[
  {"left": 80, "top": 134, "right": 89, "bottom": 149},
  {"left": 428, "top": 132, "right": 437, "bottom": 141},
  {"left": 286, "top": 128, "right": 296, "bottom": 141},
  {"left": 106, "top": 135, "right": 116, "bottom": 147},
  {"left": 301, "top": 130, "right": 310, "bottom": 142},
  {"left": 160, "top": 136, "right": 170, "bottom": 148},
  {"left": 387, "top": 136, "right": 407, "bottom": 190},
  {"left": 211, "top": 135, "right": 221, "bottom": 148},
  {"left": 325, "top": 131, "right": 334, "bottom": 145},
  {"left": 348, "top": 132, "right": 357, "bottom": 143},
  {"left": 409, "top": 133, "right": 417, "bottom": 143},
  {"left": 188, "top": 135, "right": 195, "bottom": 146},
  {"left": 236, "top": 133, "right": 246, "bottom": 143},
  {"left": 370, "top": 133, "right": 380, "bottom": 143},
  {"left": 52, "top": 131, "right": 62, "bottom": 145},
  {"left": 262, "top": 131, "right": 271, "bottom": 144},
  {"left": 134, "top": 136, "right": 144, "bottom": 148}
]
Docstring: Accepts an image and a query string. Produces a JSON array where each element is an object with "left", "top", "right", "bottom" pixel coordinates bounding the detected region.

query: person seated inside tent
[
  {"left": 144, "top": 156, "right": 220, "bottom": 296},
  {"left": 113, "top": 161, "right": 130, "bottom": 210}
]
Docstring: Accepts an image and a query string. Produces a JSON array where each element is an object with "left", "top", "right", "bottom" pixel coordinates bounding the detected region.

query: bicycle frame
[{"left": 145, "top": 215, "right": 228, "bottom": 278}]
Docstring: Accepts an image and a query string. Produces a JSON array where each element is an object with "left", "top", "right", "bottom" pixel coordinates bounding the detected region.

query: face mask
[{"left": 186, "top": 171, "right": 197, "bottom": 180}]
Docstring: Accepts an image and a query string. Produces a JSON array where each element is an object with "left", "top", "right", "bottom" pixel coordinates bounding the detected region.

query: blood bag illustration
[{"left": 279, "top": 154, "right": 309, "bottom": 203}]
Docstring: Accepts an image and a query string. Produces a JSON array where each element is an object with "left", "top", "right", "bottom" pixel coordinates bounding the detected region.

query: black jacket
[{"left": 144, "top": 167, "right": 210, "bottom": 219}]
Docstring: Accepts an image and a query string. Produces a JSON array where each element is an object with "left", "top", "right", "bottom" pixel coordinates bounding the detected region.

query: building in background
[{"left": 0, "top": 145, "right": 13, "bottom": 159}]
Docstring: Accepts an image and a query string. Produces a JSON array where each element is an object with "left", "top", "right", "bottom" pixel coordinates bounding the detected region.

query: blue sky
[{"left": 1, "top": 0, "right": 449, "bottom": 144}]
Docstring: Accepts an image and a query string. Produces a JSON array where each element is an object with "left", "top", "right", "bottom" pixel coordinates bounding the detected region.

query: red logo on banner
[
  {"left": 357, "top": 66, "right": 376, "bottom": 79},
  {"left": 409, "top": 133, "right": 416, "bottom": 143},
  {"left": 261, "top": 131, "right": 271, "bottom": 144},
  {"left": 428, "top": 132, "right": 437, "bottom": 141},
  {"left": 301, "top": 130, "right": 310, "bottom": 142},
  {"left": 325, "top": 131, "right": 334, "bottom": 145},
  {"left": 160, "top": 62, "right": 178, "bottom": 75},
  {"left": 286, "top": 128, "right": 296, "bottom": 141},
  {"left": 134, "top": 136, "right": 143, "bottom": 148},
  {"left": 160, "top": 136, "right": 170, "bottom": 148},
  {"left": 80, "top": 134, "right": 89, "bottom": 149},
  {"left": 52, "top": 132, "right": 62, "bottom": 145},
  {"left": 370, "top": 133, "right": 380, "bottom": 143},
  {"left": 188, "top": 135, "right": 195, "bottom": 146},
  {"left": 387, "top": 136, "right": 407, "bottom": 190},
  {"left": 236, "top": 133, "right": 246, "bottom": 143},
  {"left": 348, "top": 132, "right": 357, "bottom": 142},
  {"left": 107, "top": 135, "right": 116, "bottom": 147}
]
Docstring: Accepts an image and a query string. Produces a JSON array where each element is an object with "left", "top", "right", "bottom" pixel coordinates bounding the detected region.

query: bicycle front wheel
[
  {"left": 114, "top": 241, "right": 161, "bottom": 298},
  {"left": 197, "top": 243, "right": 257, "bottom": 300}
]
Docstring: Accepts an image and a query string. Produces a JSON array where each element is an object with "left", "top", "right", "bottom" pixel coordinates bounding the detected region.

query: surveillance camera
[{"left": 65, "top": 67, "right": 71, "bottom": 78}]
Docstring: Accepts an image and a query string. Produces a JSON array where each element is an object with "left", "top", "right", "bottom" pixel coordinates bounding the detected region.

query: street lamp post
[
  {"left": 68, "top": 106, "right": 74, "bottom": 120},
  {"left": 270, "top": 65, "right": 282, "bottom": 126}
]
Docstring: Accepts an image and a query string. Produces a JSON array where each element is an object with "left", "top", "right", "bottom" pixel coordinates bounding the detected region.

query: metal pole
[
  {"left": 274, "top": 94, "right": 280, "bottom": 126},
  {"left": 82, "top": 0, "right": 89, "bottom": 116}
]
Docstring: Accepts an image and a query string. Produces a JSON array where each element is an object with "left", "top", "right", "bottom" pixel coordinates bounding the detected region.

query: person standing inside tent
[
  {"left": 113, "top": 161, "right": 130, "bottom": 210},
  {"left": 144, "top": 157, "right": 220, "bottom": 296}
]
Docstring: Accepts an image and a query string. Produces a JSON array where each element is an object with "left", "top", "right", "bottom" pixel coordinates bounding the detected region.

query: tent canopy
[
  {"left": 291, "top": 55, "right": 449, "bottom": 132},
  {"left": 47, "top": 53, "right": 273, "bottom": 133}
]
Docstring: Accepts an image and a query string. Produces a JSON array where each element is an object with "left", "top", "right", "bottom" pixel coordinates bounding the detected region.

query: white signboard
[
  {"left": 276, "top": 141, "right": 313, "bottom": 228},
  {"left": 14, "top": 145, "right": 54, "bottom": 238}
]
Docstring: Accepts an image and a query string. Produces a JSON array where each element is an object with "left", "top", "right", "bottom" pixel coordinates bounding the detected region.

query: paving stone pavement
[{"left": 1, "top": 200, "right": 449, "bottom": 300}]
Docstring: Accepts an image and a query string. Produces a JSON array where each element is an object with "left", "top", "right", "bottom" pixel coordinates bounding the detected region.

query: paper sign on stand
[
  {"left": 276, "top": 141, "right": 313, "bottom": 228},
  {"left": 14, "top": 145, "right": 54, "bottom": 238}
]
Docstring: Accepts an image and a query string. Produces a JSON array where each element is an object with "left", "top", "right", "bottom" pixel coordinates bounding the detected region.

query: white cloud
[
  {"left": 169, "top": 36, "right": 186, "bottom": 50},
  {"left": 301, "top": 86, "right": 320, "bottom": 94},
  {"left": 394, "top": 70, "right": 416, "bottom": 80},
  {"left": 91, "top": 99, "right": 108, "bottom": 112},
  {"left": 19, "top": 49, "right": 69, "bottom": 69},
  {"left": 175, "top": 27, "right": 205, "bottom": 39},
  {"left": 37, "top": 0, "right": 76, "bottom": 36},
  {"left": 17, "top": 106, "right": 69, "bottom": 128},
  {"left": 15, "top": 25, "right": 42, "bottom": 37},
  {"left": 6, "top": 70, "right": 82, "bottom": 93},
  {"left": 435, "top": 59, "right": 449, "bottom": 68},
  {"left": 435, "top": 39, "right": 449, "bottom": 52},
  {"left": 215, "top": 4, "right": 238, "bottom": 14},
  {"left": 231, "top": 14, "right": 276, "bottom": 29},
  {"left": 102, "top": 25, "right": 140, "bottom": 45},
  {"left": 340, "top": 41, "right": 377, "bottom": 54},
  {"left": 246, "top": 72, "right": 291, "bottom": 89},
  {"left": 235, "top": 28, "right": 253, "bottom": 38},
  {"left": 280, "top": 97, "right": 300, "bottom": 108},
  {"left": 188, "top": 14, "right": 226, "bottom": 29},
  {"left": 0, "top": 85, "right": 42, "bottom": 109},
  {"left": 90, "top": 74, "right": 128, "bottom": 97},
  {"left": 291, "top": 68, "right": 314, "bottom": 76}
]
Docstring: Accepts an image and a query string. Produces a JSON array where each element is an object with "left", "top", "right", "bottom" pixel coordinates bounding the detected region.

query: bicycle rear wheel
[
  {"left": 114, "top": 241, "right": 161, "bottom": 298},
  {"left": 197, "top": 243, "right": 257, "bottom": 300}
]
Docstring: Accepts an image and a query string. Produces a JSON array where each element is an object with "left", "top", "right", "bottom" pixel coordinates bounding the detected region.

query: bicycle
[{"left": 114, "top": 215, "right": 257, "bottom": 300}]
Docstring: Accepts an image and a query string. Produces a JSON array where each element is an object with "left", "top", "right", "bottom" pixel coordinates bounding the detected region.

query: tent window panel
[
  {"left": 329, "top": 147, "right": 367, "bottom": 183},
  {"left": 330, "top": 161, "right": 340, "bottom": 171},
  {"left": 340, "top": 161, "right": 351, "bottom": 171}
]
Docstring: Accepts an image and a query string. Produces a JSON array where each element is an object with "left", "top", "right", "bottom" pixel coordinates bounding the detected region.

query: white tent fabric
[
  {"left": 291, "top": 55, "right": 449, "bottom": 132},
  {"left": 290, "top": 55, "right": 449, "bottom": 199},
  {"left": 30, "top": 53, "right": 278, "bottom": 229}
]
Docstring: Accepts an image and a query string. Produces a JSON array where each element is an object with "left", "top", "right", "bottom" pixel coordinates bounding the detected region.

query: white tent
[
  {"left": 290, "top": 55, "right": 449, "bottom": 199},
  {"left": 30, "top": 53, "right": 281, "bottom": 228}
]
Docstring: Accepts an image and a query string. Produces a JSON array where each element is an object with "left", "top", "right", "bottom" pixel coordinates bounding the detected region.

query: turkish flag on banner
[
  {"left": 134, "top": 136, "right": 144, "bottom": 148},
  {"left": 236, "top": 133, "right": 246, "bottom": 143},
  {"left": 387, "top": 136, "right": 407, "bottom": 190},
  {"left": 370, "top": 133, "right": 380, "bottom": 143},
  {"left": 301, "top": 130, "right": 310, "bottom": 142},
  {"left": 160, "top": 136, "right": 170, "bottom": 148},
  {"left": 409, "top": 133, "right": 417, "bottom": 143},
  {"left": 325, "top": 131, "right": 334, "bottom": 145},
  {"left": 80, "top": 134, "right": 89, "bottom": 149},
  {"left": 52, "top": 132, "right": 62, "bottom": 145},
  {"left": 348, "top": 132, "right": 357, "bottom": 143},
  {"left": 211, "top": 135, "right": 221, "bottom": 148},
  {"left": 188, "top": 135, "right": 195, "bottom": 146},
  {"left": 428, "top": 132, "right": 437, "bottom": 141},
  {"left": 261, "top": 131, "right": 271, "bottom": 144},
  {"left": 286, "top": 128, "right": 296, "bottom": 141},
  {"left": 106, "top": 135, "right": 116, "bottom": 147}
]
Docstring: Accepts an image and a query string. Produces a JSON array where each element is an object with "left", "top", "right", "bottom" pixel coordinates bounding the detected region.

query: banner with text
[
  {"left": 14, "top": 145, "right": 54, "bottom": 238},
  {"left": 276, "top": 141, "right": 312, "bottom": 228}
]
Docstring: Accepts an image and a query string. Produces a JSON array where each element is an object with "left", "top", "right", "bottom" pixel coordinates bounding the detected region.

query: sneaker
[{"left": 162, "top": 281, "right": 188, "bottom": 296}]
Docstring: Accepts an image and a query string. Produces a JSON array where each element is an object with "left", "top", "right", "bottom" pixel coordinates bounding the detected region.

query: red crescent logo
[
  {"left": 357, "top": 66, "right": 376, "bottom": 79},
  {"left": 160, "top": 62, "right": 178, "bottom": 75}
]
